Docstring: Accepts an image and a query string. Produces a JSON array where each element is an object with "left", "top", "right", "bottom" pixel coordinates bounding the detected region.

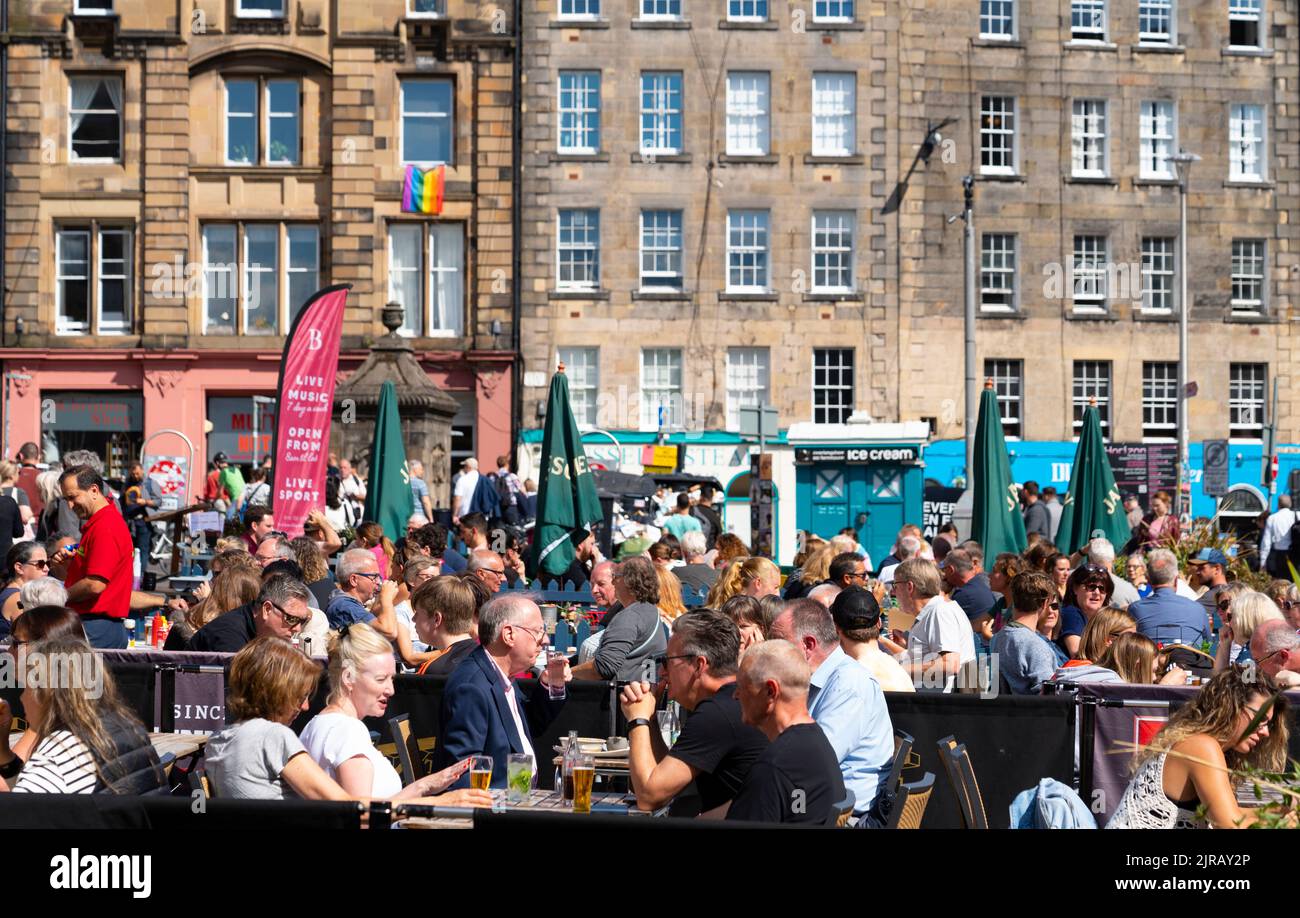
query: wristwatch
[{"left": 626, "top": 718, "right": 653, "bottom": 733}]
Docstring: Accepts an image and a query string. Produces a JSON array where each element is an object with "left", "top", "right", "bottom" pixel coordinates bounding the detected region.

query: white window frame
[
  {"left": 407, "top": 0, "right": 445, "bottom": 17},
  {"left": 559, "top": 347, "right": 600, "bottom": 427},
  {"left": 68, "top": 76, "right": 123, "bottom": 164},
  {"left": 1072, "top": 360, "right": 1111, "bottom": 438},
  {"left": 1070, "top": 0, "right": 1107, "bottom": 41},
  {"left": 1140, "top": 236, "right": 1176, "bottom": 315},
  {"left": 1228, "top": 103, "right": 1266, "bottom": 182},
  {"left": 1228, "top": 0, "right": 1263, "bottom": 49},
  {"left": 286, "top": 225, "right": 321, "bottom": 323},
  {"left": 235, "top": 0, "right": 285, "bottom": 18},
  {"left": 728, "top": 0, "right": 768, "bottom": 22},
  {"left": 203, "top": 223, "right": 322, "bottom": 337},
  {"left": 814, "top": 0, "right": 854, "bottom": 23},
  {"left": 639, "top": 0, "right": 682, "bottom": 19},
  {"left": 223, "top": 78, "right": 257, "bottom": 166},
  {"left": 639, "top": 210, "right": 684, "bottom": 292},
  {"left": 811, "top": 73, "right": 856, "bottom": 157},
  {"left": 979, "top": 96, "right": 1016, "bottom": 175},
  {"left": 1230, "top": 238, "right": 1266, "bottom": 314},
  {"left": 984, "top": 359, "right": 1023, "bottom": 439},
  {"left": 55, "top": 229, "right": 92, "bottom": 336},
  {"left": 1071, "top": 99, "right": 1108, "bottom": 178},
  {"left": 387, "top": 223, "right": 466, "bottom": 338},
  {"left": 811, "top": 211, "right": 855, "bottom": 294},
  {"left": 726, "top": 348, "right": 771, "bottom": 432},
  {"left": 640, "top": 72, "right": 683, "bottom": 155},
  {"left": 812, "top": 348, "right": 855, "bottom": 425},
  {"left": 1138, "top": 0, "right": 1175, "bottom": 44},
  {"left": 1072, "top": 234, "right": 1108, "bottom": 313},
  {"left": 641, "top": 348, "right": 683, "bottom": 431},
  {"left": 400, "top": 79, "right": 454, "bottom": 167},
  {"left": 979, "top": 0, "right": 1016, "bottom": 39},
  {"left": 96, "top": 227, "right": 131, "bottom": 335},
  {"left": 1141, "top": 362, "right": 1178, "bottom": 442},
  {"left": 388, "top": 224, "right": 423, "bottom": 338},
  {"left": 558, "top": 0, "right": 601, "bottom": 20},
  {"left": 1229, "top": 363, "right": 1266, "bottom": 440},
  {"left": 726, "top": 210, "right": 770, "bottom": 293},
  {"left": 242, "top": 225, "right": 280, "bottom": 336},
  {"left": 74, "top": 0, "right": 115, "bottom": 14},
  {"left": 558, "top": 71, "right": 601, "bottom": 155},
  {"left": 202, "top": 224, "right": 238, "bottom": 336},
  {"left": 1139, "top": 100, "right": 1175, "bottom": 179},
  {"left": 980, "top": 233, "right": 1017, "bottom": 313},
  {"left": 556, "top": 209, "right": 601, "bottom": 292},
  {"left": 725, "top": 72, "right": 770, "bottom": 156},
  {"left": 264, "top": 79, "right": 300, "bottom": 166}
]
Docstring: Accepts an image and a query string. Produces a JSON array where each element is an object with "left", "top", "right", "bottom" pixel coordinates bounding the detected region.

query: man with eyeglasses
[
  {"left": 188, "top": 574, "right": 313, "bottom": 653},
  {"left": 325, "top": 548, "right": 398, "bottom": 640},
  {"left": 827, "top": 552, "right": 868, "bottom": 592},
  {"left": 433, "top": 593, "right": 570, "bottom": 789},
  {"left": 989, "top": 571, "right": 1061, "bottom": 695},
  {"left": 1250, "top": 619, "right": 1300, "bottom": 689},
  {"left": 468, "top": 548, "right": 507, "bottom": 595}
]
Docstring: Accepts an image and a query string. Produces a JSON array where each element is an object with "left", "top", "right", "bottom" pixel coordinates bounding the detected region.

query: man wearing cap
[
  {"left": 770, "top": 598, "right": 895, "bottom": 825},
  {"left": 1124, "top": 494, "right": 1144, "bottom": 534},
  {"left": 832, "top": 586, "right": 914, "bottom": 692},
  {"left": 1188, "top": 548, "right": 1230, "bottom": 631}
]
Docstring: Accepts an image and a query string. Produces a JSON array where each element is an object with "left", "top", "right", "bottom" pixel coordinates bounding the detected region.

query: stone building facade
[{"left": 1, "top": 0, "right": 516, "bottom": 502}]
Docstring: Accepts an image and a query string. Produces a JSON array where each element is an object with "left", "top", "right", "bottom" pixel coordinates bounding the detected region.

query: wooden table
[{"left": 397, "top": 789, "right": 641, "bottom": 829}]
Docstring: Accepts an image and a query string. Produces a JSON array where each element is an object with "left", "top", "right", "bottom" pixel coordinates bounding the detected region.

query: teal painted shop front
[{"left": 794, "top": 444, "right": 926, "bottom": 568}]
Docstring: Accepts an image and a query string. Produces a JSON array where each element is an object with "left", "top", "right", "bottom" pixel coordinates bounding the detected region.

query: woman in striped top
[{"left": 0, "top": 631, "right": 164, "bottom": 795}]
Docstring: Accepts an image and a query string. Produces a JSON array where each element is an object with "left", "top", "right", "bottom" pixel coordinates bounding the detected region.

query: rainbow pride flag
[{"left": 402, "top": 164, "right": 445, "bottom": 215}]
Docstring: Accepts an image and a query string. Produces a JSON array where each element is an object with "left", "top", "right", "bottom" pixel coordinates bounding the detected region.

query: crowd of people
[{"left": 2, "top": 442, "right": 1299, "bottom": 830}]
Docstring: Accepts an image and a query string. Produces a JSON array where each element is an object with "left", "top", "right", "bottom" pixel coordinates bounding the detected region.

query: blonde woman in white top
[{"left": 300, "top": 622, "right": 487, "bottom": 803}]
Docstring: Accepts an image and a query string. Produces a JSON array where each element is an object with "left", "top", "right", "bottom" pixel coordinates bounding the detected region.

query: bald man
[{"left": 728, "top": 640, "right": 846, "bottom": 825}]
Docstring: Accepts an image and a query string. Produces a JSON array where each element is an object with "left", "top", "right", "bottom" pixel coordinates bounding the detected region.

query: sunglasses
[{"left": 21, "top": 559, "right": 49, "bottom": 570}]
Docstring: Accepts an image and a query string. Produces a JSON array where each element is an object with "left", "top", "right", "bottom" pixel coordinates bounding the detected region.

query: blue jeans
[{"left": 83, "top": 618, "right": 128, "bottom": 650}]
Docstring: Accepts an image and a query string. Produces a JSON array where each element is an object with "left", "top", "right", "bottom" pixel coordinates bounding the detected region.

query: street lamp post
[
  {"left": 1171, "top": 151, "right": 1200, "bottom": 523},
  {"left": 962, "top": 175, "right": 977, "bottom": 488}
]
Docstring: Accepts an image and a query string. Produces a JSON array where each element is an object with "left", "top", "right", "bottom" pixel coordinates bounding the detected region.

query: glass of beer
[
  {"left": 469, "top": 755, "right": 493, "bottom": 791},
  {"left": 572, "top": 753, "right": 595, "bottom": 814}
]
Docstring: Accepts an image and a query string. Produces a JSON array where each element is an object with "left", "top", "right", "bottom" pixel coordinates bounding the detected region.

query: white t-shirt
[
  {"left": 852, "top": 645, "right": 915, "bottom": 693},
  {"left": 300, "top": 711, "right": 403, "bottom": 799},
  {"left": 905, "top": 595, "right": 976, "bottom": 693},
  {"left": 11, "top": 731, "right": 98, "bottom": 794},
  {"left": 878, "top": 563, "right": 899, "bottom": 586},
  {"left": 394, "top": 599, "right": 431, "bottom": 664},
  {"left": 339, "top": 474, "right": 366, "bottom": 502},
  {"left": 454, "top": 470, "right": 480, "bottom": 517}
]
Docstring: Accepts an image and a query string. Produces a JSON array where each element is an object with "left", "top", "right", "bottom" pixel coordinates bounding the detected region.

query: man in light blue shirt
[
  {"left": 1129, "top": 549, "right": 1211, "bottom": 647},
  {"left": 771, "top": 598, "right": 895, "bottom": 825}
]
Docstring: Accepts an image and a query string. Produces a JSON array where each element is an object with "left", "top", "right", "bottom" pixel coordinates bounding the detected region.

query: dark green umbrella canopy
[
  {"left": 1055, "top": 404, "right": 1129, "bottom": 553},
  {"left": 971, "top": 381, "right": 1027, "bottom": 559},
  {"left": 365, "top": 380, "right": 414, "bottom": 543},
  {"left": 532, "top": 366, "right": 603, "bottom": 578}
]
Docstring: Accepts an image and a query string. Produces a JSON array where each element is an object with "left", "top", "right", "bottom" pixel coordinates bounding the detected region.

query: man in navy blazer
[{"left": 433, "top": 593, "right": 570, "bottom": 788}]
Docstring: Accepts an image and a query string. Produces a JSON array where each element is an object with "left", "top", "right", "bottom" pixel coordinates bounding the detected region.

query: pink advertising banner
[{"left": 271, "top": 284, "right": 350, "bottom": 538}]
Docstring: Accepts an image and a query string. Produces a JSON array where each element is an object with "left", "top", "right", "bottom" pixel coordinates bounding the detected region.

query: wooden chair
[
  {"left": 890, "top": 772, "right": 935, "bottom": 829},
  {"left": 884, "top": 729, "right": 915, "bottom": 800},
  {"left": 833, "top": 789, "right": 857, "bottom": 828},
  {"left": 387, "top": 714, "right": 425, "bottom": 787},
  {"left": 937, "top": 735, "right": 989, "bottom": 829}
]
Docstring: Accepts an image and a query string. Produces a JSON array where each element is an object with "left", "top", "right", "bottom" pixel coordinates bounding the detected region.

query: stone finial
[{"left": 382, "top": 301, "right": 404, "bottom": 336}]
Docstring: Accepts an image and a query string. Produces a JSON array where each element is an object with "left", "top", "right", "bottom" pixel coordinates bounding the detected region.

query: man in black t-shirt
[
  {"left": 728, "top": 640, "right": 846, "bottom": 825},
  {"left": 619, "top": 610, "right": 768, "bottom": 816}
]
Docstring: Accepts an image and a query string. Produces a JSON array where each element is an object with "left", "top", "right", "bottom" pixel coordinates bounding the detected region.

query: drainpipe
[{"left": 509, "top": 0, "right": 522, "bottom": 468}]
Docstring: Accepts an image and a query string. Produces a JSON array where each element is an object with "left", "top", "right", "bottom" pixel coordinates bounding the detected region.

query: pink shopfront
[{"left": 1, "top": 347, "right": 513, "bottom": 501}]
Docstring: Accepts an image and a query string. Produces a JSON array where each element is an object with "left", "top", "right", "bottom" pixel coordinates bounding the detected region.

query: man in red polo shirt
[{"left": 52, "top": 465, "right": 134, "bottom": 649}]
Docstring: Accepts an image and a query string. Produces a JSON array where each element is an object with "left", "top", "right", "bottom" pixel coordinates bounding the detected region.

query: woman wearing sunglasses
[
  {"left": 1265, "top": 579, "right": 1300, "bottom": 631},
  {"left": 1213, "top": 588, "right": 1282, "bottom": 673},
  {"left": 1, "top": 542, "right": 49, "bottom": 637},
  {"left": 1057, "top": 564, "right": 1114, "bottom": 659},
  {"left": 1108, "top": 666, "right": 1290, "bottom": 829}
]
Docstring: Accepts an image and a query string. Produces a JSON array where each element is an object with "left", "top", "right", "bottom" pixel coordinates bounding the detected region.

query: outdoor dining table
[
  {"left": 7, "top": 731, "right": 208, "bottom": 777},
  {"left": 396, "top": 788, "right": 654, "bottom": 829}
]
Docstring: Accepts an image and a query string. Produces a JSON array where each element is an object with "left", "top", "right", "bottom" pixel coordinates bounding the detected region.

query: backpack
[{"left": 1287, "top": 515, "right": 1300, "bottom": 564}]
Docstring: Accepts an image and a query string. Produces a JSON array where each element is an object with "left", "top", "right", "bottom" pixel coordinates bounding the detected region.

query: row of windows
[
  {"left": 989, "top": 359, "right": 1267, "bottom": 440},
  {"left": 74, "top": 0, "right": 450, "bottom": 17},
  {"left": 981, "top": 97, "right": 1268, "bottom": 183},
  {"left": 983, "top": 0, "right": 1268, "bottom": 48},
  {"left": 559, "top": 71, "right": 856, "bottom": 158},
  {"left": 55, "top": 222, "right": 465, "bottom": 339},
  {"left": 556, "top": 209, "right": 857, "bottom": 294},
  {"left": 557, "top": 0, "right": 855, "bottom": 21},
  {"left": 65, "top": 75, "right": 456, "bottom": 168},
  {"left": 560, "top": 346, "right": 854, "bottom": 430},
  {"left": 981, "top": 233, "right": 1268, "bottom": 315}
]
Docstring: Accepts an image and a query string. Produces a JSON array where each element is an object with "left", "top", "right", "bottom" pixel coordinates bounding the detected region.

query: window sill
[
  {"left": 1133, "top": 177, "right": 1178, "bottom": 187},
  {"left": 1222, "top": 47, "right": 1273, "bottom": 57},
  {"left": 718, "top": 19, "right": 779, "bottom": 29},
  {"left": 807, "top": 21, "right": 867, "bottom": 31},
  {"left": 973, "top": 38, "right": 1024, "bottom": 48},
  {"left": 1132, "top": 42, "right": 1185, "bottom": 53},
  {"left": 719, "top": 154, "right": 779, "bottom": 165},
  {"left": 804, "top": 153, "right": 865, "bottom": 165},
  {"left": 631, "top": 18, "right": 691, "bottom": 29},
  {"left": 548, "top": 290, "right": 611, "bottom": 301},
  {"left": 1063, "top": 40, "right": 1118, "bottom": 51},
  {"left": 718, "top": 291, "right": 778, "bottom": 302},
  {"left": 632, "top": 290, "right": 691, "bottom": 301},
  {"left": 1132, "top": 310, "right": 1178, "bottom": 322},
  {"left": 977, "top": 309, "right": 1026, "bottom": 319},
  {"left": 1224, "top": 311, "right": 1277, "bottom": 324},
  {"left": 191, "top": 165, "right": 327, "bottom": 178},
  {"left": 631, "top": 152, "right": 692, "bottom": 163},
  {"left": 551, "top": 152, "right": 610, "bottom": 163},
  {"left": 1065, "top": 176, "right": 1117, "bottom": 185},
  {"left": 1224, "top": 180, "right": 1274, "bottom": 190},
  {"left": 803, "top": 292, "right": 863, "bottom": 303},
  {"left": 549, "top": 18, "right": 612, "bottom": 28},
  {"left": 231, "top": 16, "right": 290, "bottom": 34},
  {"left": 978, "top": 172, "right": 1026, "bottom": 183},
  {"left": 1064, "top": 309, "right": 1117, "bottom": 321}
]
